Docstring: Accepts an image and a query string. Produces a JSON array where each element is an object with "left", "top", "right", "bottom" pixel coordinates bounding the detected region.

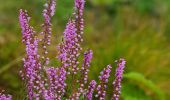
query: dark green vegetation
[{"left": 0, "top": 0, "right": 170, "bottom": 99}]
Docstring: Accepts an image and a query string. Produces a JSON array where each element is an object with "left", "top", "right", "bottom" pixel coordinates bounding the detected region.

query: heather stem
[
  {"left": 41, "top": 0, "right": 56, "bottom": 66},
  {"left": 69, "top": 50, "right": 93, "bottom": 99},
  {"left": 112, "top": 58, "right": 126, "bottom": 100},
  {"left": 79, "top": 50, "right": 93, "bottom": 92},
  {"left": 69, "top": 1, "right": 85, "bottom": 98},
  {"left": 96, "top": 65, "right": 112, "bottom": 100}
]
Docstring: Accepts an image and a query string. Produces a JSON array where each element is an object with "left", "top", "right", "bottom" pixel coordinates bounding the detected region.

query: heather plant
[{"left": 1, "top": 0, "right": 126, "bottom": 99}]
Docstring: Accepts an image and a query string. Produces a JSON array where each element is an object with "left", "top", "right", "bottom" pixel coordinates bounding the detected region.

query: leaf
[
  {"left": 123, "top": 72, "right": 165, "bottom": 100},
  {"left": 121, "top": 83, "right": 151, "bottom": 100}
]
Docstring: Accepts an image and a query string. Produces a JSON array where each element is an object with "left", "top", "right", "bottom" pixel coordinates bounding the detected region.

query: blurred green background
[{"left": 0, "top": 0, "right": 170, "bottom": 99}]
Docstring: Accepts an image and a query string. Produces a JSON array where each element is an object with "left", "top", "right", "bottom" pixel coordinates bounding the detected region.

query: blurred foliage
[
  {"left": 123, "top": 72, "right": 165, "bottom": 100},
  {"left": 89, "top": 0, "right": 114, "bottom": 6},
  {"left": 0, "top": 0, "right": 170, "bottom": 99}
]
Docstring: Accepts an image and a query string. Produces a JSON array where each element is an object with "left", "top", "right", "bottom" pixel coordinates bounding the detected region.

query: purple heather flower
[
  {"left": 74, "top": 0, "right": 85, "bottom": 43},
  {"left": 19, "top": 9, "right": 34, "bottom": 43},
  {"left": 79, "top": 50, "right": 93, "bottom": 87},
  {"left": 41, "top": 0, "right": 56, "bottom": 65},
  {"left": 70, "top": 50, "right": 93, "bottom": 99},
  {"left": 75, "top": 0, "right": 85, "bottom": 16},
  {"left": 96, "top": 65, "right": 112, "bottom": 100},
  {"left": 19, "top": 9, "right": 46, "bottom": 99},
  {"left": 45, "top": 67, "right": 66, "bottom": 99},
  {"left": 61, "top": 1, "right": 86, "bottom": 98},
  {"left": 83, "top": 50, "right": 93, "bottom": 68},
  {"left": 112, "top": 58, "right": 126, "bottom": 100},
  {"left": 57, "top": 42, "right": 67, "bottom": 66},
  {"left": 58, "top": 0, "right": 85, "bottom": 73},
  {"left": 0, "top": 93, "right": 12, "bottom": 100},
  {"left": 42, "top": 0, "right": 56, "bottom": 42},
  {"left": 86, "top": 80, "right": 97, "bottom": 100},
  {"left": 57, "top": 20, "right": 81, "bottom": 73}
]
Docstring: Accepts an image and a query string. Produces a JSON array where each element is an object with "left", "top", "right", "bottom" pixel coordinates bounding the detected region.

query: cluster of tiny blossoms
[
  {"left": 57, "top": 20, "right": 80, "bottom": 73},
  {"left": 80, "top": 50, "right": 93, "bottom": 87},
  {"left": 86, "top": 80, "right": 97, "bottom": 100},
  {"left": 40, "top": 0, "right": 56, "bottom": 65},
  {"left": 0, "top": 93, "right": 12, "bottom": 100},
  {"left": 69, "top": 50, "right": 93, "bottom": 99},
  {"left": 112, "top": 59, "right": 126, "bottom": 100},
  {"left": 19, "top": 9, "right": 45, "bottom": 99},
  {"left": 17, "top": 0, "right": 127, "bottom": 99},
  {"left": 96, "top": 65, "right": 112, "bottom": 100},
  {"left": 45, "top": 67, "right": 66, "bottom": 99}
]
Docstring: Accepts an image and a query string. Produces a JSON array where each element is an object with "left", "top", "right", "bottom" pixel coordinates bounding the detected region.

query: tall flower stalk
[
  {"left": 86, "top": 80, "right": 97, "bottom": 100},
  {"left": 69, "top": 50, "right": 93, "bottom": 99},
  {"left": 57, "top": 0, "right": 86, "bottom": 98},
  {"left": 19, "top": 9, "right": 44, "bottom": 99},
  {"left": 57, "top": 20, "right": 79, "bottom": 72},
  {"left": 96, "top": 65, "right": 112, "bottom": 100},
  {"left": 41, "top": 0, "right": 56, "bottom": 66},
  {"left": 74, "top": 0, "right": 85, "bottom": 42},
  {"left": 112, "top": 58, "right": 126, "bottom": 100},
  {"left": 79, "top": 50, "right": 93, "bottom": 91}
]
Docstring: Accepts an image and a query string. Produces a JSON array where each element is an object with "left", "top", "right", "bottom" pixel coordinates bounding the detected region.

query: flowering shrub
[{"left": 1, "top": 0, "right": 126, "bottom": 100}]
